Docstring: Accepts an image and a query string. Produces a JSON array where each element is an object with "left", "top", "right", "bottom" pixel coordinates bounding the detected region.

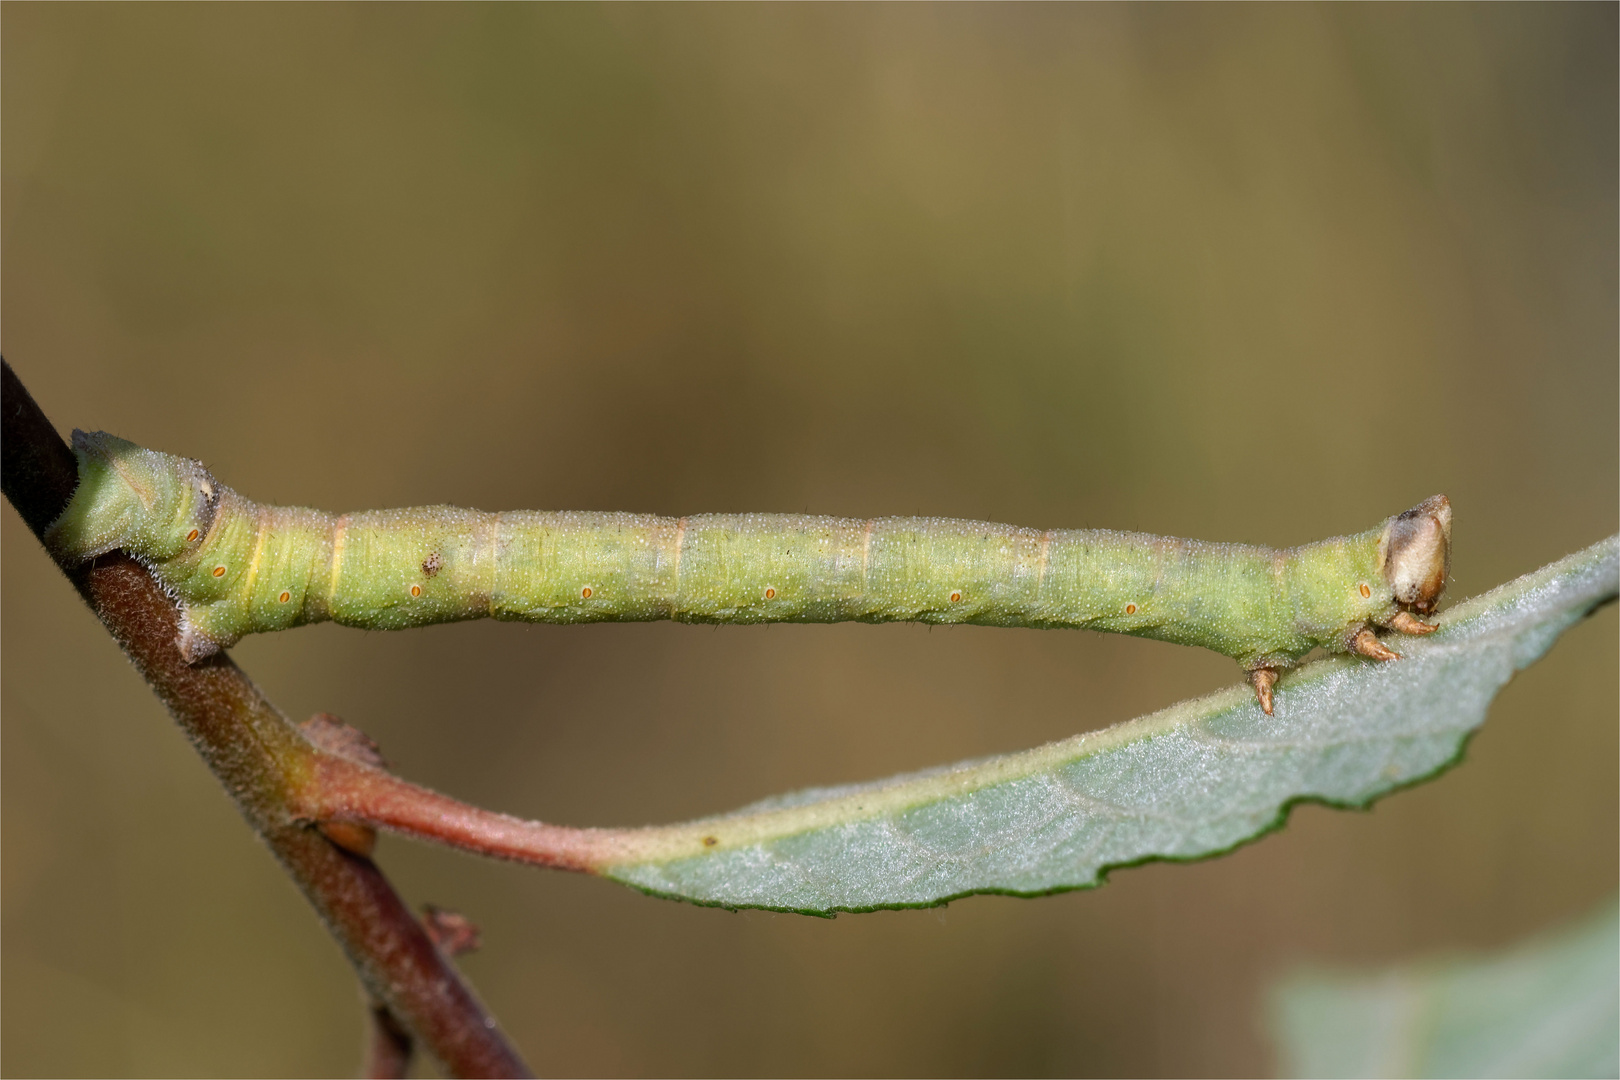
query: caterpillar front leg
[
  {"left": 1344, "top": 609, "right": 1439, "bottom": 671},
  {"left": 1348, "top": 625, "right": 1400, "bottom": 662},
  {"left": 1382, "top": 610, "right": 1438, "bottom": 636},
  {"left": 1253, "top": 610, "right": 1436, "bottom": 715},
  {"left": 1246, "top": 623, "right": 1404, "bottom": 718},
  {"left": 1248, "top": 667, "right": 1280, "bottom": 715}
]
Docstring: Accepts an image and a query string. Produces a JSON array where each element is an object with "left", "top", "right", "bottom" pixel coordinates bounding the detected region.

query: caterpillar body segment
[{"left": 46, "top": 432, "right": 1452, "bottom": 713}]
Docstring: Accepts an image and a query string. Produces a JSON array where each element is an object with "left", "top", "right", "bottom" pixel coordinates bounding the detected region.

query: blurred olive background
[{"left": 3, "top": 5, "right": 1615, "bottom": 1077}]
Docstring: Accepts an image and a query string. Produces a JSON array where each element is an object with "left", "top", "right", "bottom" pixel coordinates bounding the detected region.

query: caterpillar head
[
  {"left": 45, "top": 430, "right": 220, "bottom": 565},
  {"left": 1378, "top": 494, "right": 1451, "bottom": 615}
]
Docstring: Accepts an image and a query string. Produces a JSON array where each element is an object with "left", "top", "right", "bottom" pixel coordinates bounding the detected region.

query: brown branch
[
  {"left": 1, "top": 359, "right": 532, "bottom": 1079},
  {"left": 364, "top": 1000, "right": 416, "bottom": 1080}
]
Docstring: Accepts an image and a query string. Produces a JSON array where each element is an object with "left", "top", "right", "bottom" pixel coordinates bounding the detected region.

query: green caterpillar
[{"left": 47, "top": 431, "right": 1451, "bottom": 713}]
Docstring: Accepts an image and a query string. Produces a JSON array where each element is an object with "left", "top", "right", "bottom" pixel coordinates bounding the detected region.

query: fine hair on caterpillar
[{"left": 46, "top": 431, "right": 1452, "bottom": 715}]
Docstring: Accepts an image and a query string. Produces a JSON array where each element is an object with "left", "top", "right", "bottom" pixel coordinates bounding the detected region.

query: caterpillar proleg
[{"left": 47, "top": 431, "right": 1451, "bottom": 714}]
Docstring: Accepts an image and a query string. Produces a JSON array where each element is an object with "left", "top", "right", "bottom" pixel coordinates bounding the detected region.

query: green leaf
[
  {"left": 1268, "top": 898, "right": 1619, "bottom": 1079},
  {"left": 599, "top": 538, "right": 1618, "bottom": 915}
]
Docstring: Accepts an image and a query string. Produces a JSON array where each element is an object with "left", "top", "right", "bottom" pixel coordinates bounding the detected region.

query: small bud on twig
[
  {"left": 301, "top": 713, "right": 390, "bottom": 769},
  {"left": 422, "top": 904, "right": 482, "bottom": 957}
]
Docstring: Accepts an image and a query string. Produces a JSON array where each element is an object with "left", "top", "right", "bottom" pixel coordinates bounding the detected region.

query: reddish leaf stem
[{"left": 296, "top": 751, "right": 614, "bottom": 871}]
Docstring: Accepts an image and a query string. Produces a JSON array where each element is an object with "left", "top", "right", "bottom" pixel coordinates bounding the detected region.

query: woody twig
[{"left": 0, "top": 358, "right": 531, "bottom": 1080}]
